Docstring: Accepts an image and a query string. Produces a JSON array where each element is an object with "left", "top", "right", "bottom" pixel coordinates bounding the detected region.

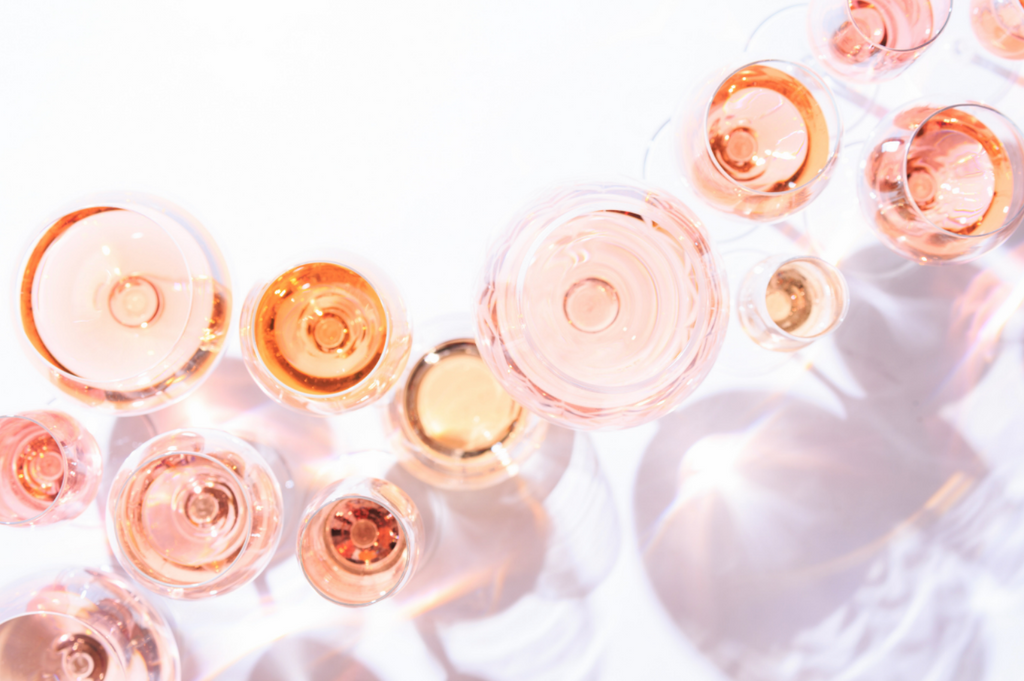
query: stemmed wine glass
[
  {"left": 16, "top": 192, "right": 231, "bottom": 414},
  {"left": 107, "top": 428, "right": 283, "bottom": 599},
  {"left": 676, "top": 60, "right": 842, "bottom": 223},
  {"left": 0, "top": 411, "right": 101, "bottom": 527},
  {"left": 476, "top": 180, "right": 728, "bottom": 430},
  {"left": 858, "top": 100, "right": 1024, "bottom": 264},
  {"left": 972, "top": 0, "right": 1024, "bottom": 59},
  {"left": 0, "top": 567, "right": 179, "bottom": 681},
  {"left": 297, "top": 474, "right": 423, "bottom": 606},
  {"left": 239, "top": 253, "right": 412, "bottom": 415}
]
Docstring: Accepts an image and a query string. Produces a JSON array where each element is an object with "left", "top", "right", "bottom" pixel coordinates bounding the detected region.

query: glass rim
[
  {"left": 247, "top": 257, "right": 395, "bottom": 400},
  {"left": 752, "top": 255, "right": 850, "bottom": 342},
  {"left": 0, "top": 414, "right": 68, "bottom": 525},
  {"left": 112, "top": 450, "right": 255, "bottom": 592},
  {"left": 700, "top": 59, "right": 842, "bottom": 198},
  {"left": 842, "top": 0, "right": 953, "bottom": 54},
  {"left": 0, "top": 611, "right": 130, "bottom": 677},
  {"left": 17, "top": 200, "right": 202, "bottom": 388},
  {"left": 297, "top": 489, "right": 415, "bottom": 607},
  {"left": 901, "top": 102, "right": 1024, "bottom": 240}
]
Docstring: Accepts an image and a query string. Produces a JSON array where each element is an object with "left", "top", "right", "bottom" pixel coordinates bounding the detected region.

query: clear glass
[
  {"left": 808, "top": 0, "right": 953, "bottom": 81},
  {"left": 676, "top": 60, "right": 842, "bottom": 223},
  {"left": 107, "top": 428, "right": 283, "bottom": 599},
  {"left": 971, "top": 0, "right": 1024, "bottom": 58},
  {"left": 858, "top": 101, "right": 1024, "bottom": 264},
  {"left": 476, "top": 180, "right": 728, "bottom": 430},
  {"left": 0, "top": 410, "right": 101, "bottom": 526},
  {"left": 738, "top": 255, "right": 850, "bottom": 352},
  {"left": 387, "top": 317, "right": 548, "bottom": 489},
  {"left": 298, "top": 475, "right": 423, "bottom": 606},
  {"left": 15, "top": 192, "right": 232, "bottom": 414},
  {"left": 239, "top": 252, "right": 412, "bottom": 416},
  {"left": 0, "top": 567, "right": 179, "bottom": 681}
]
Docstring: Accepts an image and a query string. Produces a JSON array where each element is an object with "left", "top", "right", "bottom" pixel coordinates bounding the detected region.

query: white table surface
[{"left": 3, "top": 2, "right": 1024, "bottom": 680}]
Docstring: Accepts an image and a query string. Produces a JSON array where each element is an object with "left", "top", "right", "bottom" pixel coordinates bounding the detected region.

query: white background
[{"left": 4, "top": 1, "right": 1024, "bottom": 680}]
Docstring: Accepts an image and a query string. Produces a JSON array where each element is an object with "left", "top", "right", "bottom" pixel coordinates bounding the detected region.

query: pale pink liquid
[
  {"left": 0, "top": 412, "right": 101, "bottom": 526},
  {"left": 971, "top": 0, "right": 1024, "bottom": 59},
  {"left": 112, "top": 447, "right": 281, "bottom": 596}
]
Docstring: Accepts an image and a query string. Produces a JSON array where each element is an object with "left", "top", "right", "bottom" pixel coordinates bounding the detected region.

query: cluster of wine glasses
[{"left": 3, "top": 0, "right": 1024, "bottom": 678}]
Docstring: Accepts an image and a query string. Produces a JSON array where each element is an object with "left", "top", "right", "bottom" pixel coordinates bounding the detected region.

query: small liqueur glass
[
  {"left": 16, "top": 192, "right": 231, "bottom": 414},
  {"left": 387, "top": 318, "right": 548, "bottom": 490},
  {"left": 477, "top": 181, "right": 728, "bottom": 430},
  {"left": 0, "top": 567, "right": 179, "bottom": 681},
  {"left": 808, "top": 0, "right": 953, "bottom": 81},
  {"left": 738, "top": 255, "right": 850, "bottom": 352},
  {"left": 0, "top": 410, "right": 102, "bottom": 527},
  {"left": 858, "top": 101, "right": 1024, "bottom": 264},
  {"left": 298, "top": 475, "right": 423, "bottom": 606},
  {"left": 239, "top": 253, "right": 412, "bottom": 416},
  {"left": 676, "top": 60, "right": 842, "bottom": 223},
  {"left": 107, "top": 428, "right": 283, "bottom": 600},
  {"left": 971, "top": 0, "right": 1024, "bottom": 59}
]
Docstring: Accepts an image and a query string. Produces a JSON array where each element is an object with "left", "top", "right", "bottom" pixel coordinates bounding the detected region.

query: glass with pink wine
[
  {"left": 858, "top": 100, "right": 1024, "bottom": 264},
  {"left": 16, "top": 192, "right": 231, "bottom": 414},
  {"left": 676, "top": 60, "right": 842, "bottom": 223},
  {"left": 0, "top": 410, "right": 101, "bottom": 527},
  {"left": 107, "top": 428, "right": 283, "bottom": 599},
  {"left": 476, "top": 181, "right": 728, "bottom": 430},
  {"left": 298, "top": 475, "right": 423, "bottom": 606},
  {"left": 0, "top": 567, "right": 179, "bottom": 681},
  {"left": 971, "top": 0, "right": 1024, "bottom": 59},
  {"left": 808, "top": 0, "right": 953, "bottom": 81}
]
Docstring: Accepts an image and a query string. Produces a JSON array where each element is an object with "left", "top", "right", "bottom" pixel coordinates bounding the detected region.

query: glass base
[{"left": 745, "top": 3, "right": 882, "bottom": 137}]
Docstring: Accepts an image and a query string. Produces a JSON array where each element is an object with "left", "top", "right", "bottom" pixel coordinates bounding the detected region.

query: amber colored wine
[
  {"left": 706, "top": 64, "right": 832, "bottom": 193},
  {"left": 254, "top": 262, "right": 388, "bottom": 395},
  {"left": 766, "top": 264, "right": 816, "bottom": 335},
  {"left": 325, "top": 497, "right": 404, "bottom": 575}
]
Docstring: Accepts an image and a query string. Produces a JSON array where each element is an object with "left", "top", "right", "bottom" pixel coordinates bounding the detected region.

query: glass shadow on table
[{"left": 634, "top": 247, "right": 1021, "bottom": 680}]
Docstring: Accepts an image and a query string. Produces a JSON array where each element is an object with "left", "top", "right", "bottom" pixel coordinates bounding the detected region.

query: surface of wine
[
  {"left": 324, "top": 498, "right": 404, "bottom": 575},
  {"left": 971, "top": 0, "right": 1024, "bottom": 59},
  {"left": 29, "top": 208, "right": 204, "bottom": 382},
  {"left": 254, "top": 262, "right": 388, "bottom": 394},
  {"left": 0, "top": 614, "right": 123, "bottom": 681},
  {"left": 115, "top": 453, "right": 250, "bottom": 586},
  {"left": 832, "top": 0, "right": 936, "bottom": 59},
  {"left": 706, "top": 65, "right": 830, "bottom": 192},
  {"left": 766, "top": 265, "right": 812, "bottom": 333},
  {"left": 405, "top": 340, "right": 524, "bottom": 457},
  {"left": 904, "top": 109, "right": 1012, "bottom": 235}
]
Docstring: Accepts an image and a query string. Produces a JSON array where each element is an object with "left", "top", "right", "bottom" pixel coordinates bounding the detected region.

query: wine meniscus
[
  {"left": 677, "top": 61, "right": 841, "bottom": 222},
  {"left": 17, "top": 194, "right": 231, "bottom": 413},
  {"left": 0, "top": 411, "right": 101, "bottom": 527},
  {"left": 739, "top": 255, "right": 850, "bottom": 351},
  {"left": 971, "top": 0, "right": 1024, "bottom": 59},
  {"left": 108, "top": 429, "right": 283, "bottom": 599},
  {"left": 858, "top": 102, "right": 1024, "bottom": 264},
  {"left": 298, "top": 476, "right": 422, "bottom": 606},
  {"left": 240, "top": 256, "right": 411, "bottom": 415}
]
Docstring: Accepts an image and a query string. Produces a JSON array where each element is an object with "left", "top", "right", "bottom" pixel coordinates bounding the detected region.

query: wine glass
[
  {"left": 239, "top": 253, "right": 412, "bottom": 415},
  {"left": 0, "top": 411, "right": 102, "bottom": 527},
  {"left": 676, "top": 60, "right": 842, "bottom": 223},
  {"left": 971, "top": 0, "right": 1024, "bottom": 59},
  {"left": 808, "top": 0, "right": 953, "bottom": 81},
  {"left": 0, "top": 567, "right": 179, "bottom": 681},
  {"left": 298, "top": 475, "right": 423, "bottom": 606},
  {"left": 107, "top": 428, "right": 283, "bottom": 599},
  {"left": 738, "top": 255, "right": 850, "bottom": 352},
  {"left": 386, "top": 317, "right": 548, "bottom": 490},
  {"left": 476, "top": 181, "right": 728, "bottom": 430},
  {"left": 15, "top": 192, "right": 232, "bottom": 414},
  {"left": 858, "top": 100, "right": 1024, "bottom": 264}
]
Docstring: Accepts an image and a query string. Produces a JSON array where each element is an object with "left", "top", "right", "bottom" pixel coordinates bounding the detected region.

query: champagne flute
[
  {"left": 239, "top": 254, "right": 412, "bottom": 415},
  {"left": 0, "top": 567, "right": 179, "bottom": 681},
  {"left": 676, "top": 60, "right": 842, "bottom": 223},
  {"left": 107, "top": 428, "right": 283, "bottom": 599},
  {"left": 0, "top": 411, "right": 102, "bottom": 527},
  {"left": 738, "top": 255, "right": 850, "bottom": 352},
  {"left": 858, "top": 100, "right": 1024, "bottom": 264},
  {"left": 476, "top": 181, "right": 728, "bottom": 430},
  {"left": 298, "top": 475, "right": 423, "bottom": 606},
  {"left": 16, "top": 192, "right": 231, "bottom": 414}
]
